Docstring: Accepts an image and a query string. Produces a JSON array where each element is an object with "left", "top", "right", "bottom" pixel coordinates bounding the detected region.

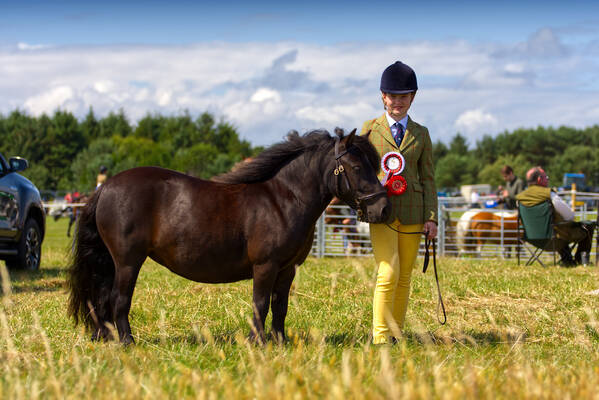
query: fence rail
[{"left": 310, "top": 194, "right": 599, "bottom": 263}]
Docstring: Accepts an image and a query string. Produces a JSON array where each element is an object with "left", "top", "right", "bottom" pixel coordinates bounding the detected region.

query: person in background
[
  {"left": 470, "top": 190, "right": 481, "bottom": 208},
  {"left": 96, "top": 166, "right": 108, "bottom": 189},
  {"left": 361, "top": 61, "right": 437, "bottom": 344},
  {"left": 499, "top": 165, "right": 525, "bottom": 209},
  {"left": 516, "top": 167, "right": 595, "bottom": 266}
]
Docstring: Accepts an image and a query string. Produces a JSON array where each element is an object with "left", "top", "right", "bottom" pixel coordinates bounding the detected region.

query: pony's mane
[{"left": 213, "top": 129, "right": 380, "bottom": 184}]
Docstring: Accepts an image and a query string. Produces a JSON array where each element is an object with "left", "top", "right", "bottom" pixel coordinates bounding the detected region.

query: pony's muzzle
[{"left": 364, "top": 198, "right": 391, "bottom": 223}]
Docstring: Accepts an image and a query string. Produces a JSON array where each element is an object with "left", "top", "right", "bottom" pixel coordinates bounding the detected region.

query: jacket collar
[{"left": 374, "top": 114, "right": 418, "bottom": 151}]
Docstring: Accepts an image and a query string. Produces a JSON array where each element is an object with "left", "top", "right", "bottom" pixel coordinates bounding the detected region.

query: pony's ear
[
  {"left": 334, "top": 127, "right": 344, "bottom": 138},
  {"left": 363, "top": 130, "right": 371, "bottom": 139},
  {"left": 346, "top": 128, "right": 357, "bottom": 147}
]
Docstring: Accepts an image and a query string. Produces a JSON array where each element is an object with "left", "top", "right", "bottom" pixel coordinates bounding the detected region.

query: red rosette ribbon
[{"left": 385, "top": 174, "right": 407, "bottom": 196}]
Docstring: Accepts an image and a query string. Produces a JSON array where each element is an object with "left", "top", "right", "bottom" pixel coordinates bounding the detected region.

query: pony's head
[{"left": 326, "top": 128, "right": 390, "bottom": 224}]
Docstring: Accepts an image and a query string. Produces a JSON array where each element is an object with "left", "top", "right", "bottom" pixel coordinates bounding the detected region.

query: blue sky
[
  {"left": 1, "top": 0, "right": 599, "bottom": 146},
  {"left": 3, "top": 1, "right": 598, "bottom": 44}
]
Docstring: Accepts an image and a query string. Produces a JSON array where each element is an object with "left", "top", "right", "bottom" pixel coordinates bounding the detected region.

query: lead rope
[{"left": 386, "top": 225, "right": 447, "bottom": 325}]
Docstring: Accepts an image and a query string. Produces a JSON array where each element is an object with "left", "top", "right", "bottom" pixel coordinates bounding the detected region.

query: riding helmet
[{"left": 380, "top": 61, "right": 418, "bottom": 94}]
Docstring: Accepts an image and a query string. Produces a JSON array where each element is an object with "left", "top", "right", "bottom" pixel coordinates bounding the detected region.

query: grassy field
[{"left": 2, "top": 218, "right": 599, "bottom": 399}]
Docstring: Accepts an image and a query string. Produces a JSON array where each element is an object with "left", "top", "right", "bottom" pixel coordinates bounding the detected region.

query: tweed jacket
[{"left": 361, "top": 114, "right": 437, "bottom": 225}]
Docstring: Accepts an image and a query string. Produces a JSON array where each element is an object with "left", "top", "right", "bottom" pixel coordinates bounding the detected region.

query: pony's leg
[
  {"left": 67, "top": 215, "right": 75, "bottom": 237},
  {"left": 110, "top": 262, "right": 142, "bottom": 345},
  {"left": 91, "top": 280, "right": 115, "bottom": 341},
  {"left": 249, "top": 263, "right": 277, "bottom": 344},
  {"left": 270, "top": 265, "right": 296, "bottom": 343},
  {"left": 476, "top": 242, "right": 483, "bottom": 258}
]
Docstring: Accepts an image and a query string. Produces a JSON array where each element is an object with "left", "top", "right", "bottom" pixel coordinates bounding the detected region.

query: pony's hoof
[
  {"left": 248, "top": 331, "right": 266, "bottom": 345},
  {"left": 271, "top": 332, "right": 288, "bottom": 345},
  {"left": 121, "top": 336, "right": 135, "bottom": 346}
]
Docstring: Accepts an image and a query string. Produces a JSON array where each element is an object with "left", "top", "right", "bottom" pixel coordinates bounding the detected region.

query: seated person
[{"left": 516, "top": 167, "right": 595, "bottom": 266}]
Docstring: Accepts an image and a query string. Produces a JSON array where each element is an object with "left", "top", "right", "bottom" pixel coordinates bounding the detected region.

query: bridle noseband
[{"left": 333, "top": 136, "right": 387, "bottom": 221}]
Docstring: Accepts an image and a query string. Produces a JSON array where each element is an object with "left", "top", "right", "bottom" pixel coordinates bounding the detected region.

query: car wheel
[{"left": 7, "top": 219, "right": 42, "bottom": 271}]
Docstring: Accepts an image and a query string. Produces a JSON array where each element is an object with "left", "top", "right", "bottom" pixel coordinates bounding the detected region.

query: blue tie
[{"left": 393, "top": 122, "right": 404, "bottom": 147}]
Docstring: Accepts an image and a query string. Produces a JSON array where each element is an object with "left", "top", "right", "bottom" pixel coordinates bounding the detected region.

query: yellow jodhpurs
[{"left": 370, "top": 222, "right": 423, "bottom": 344}]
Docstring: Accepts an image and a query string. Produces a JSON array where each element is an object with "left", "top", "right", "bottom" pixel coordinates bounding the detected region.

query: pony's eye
[{"left": 352, "top": 166, "right": 361, "bottom": 172}]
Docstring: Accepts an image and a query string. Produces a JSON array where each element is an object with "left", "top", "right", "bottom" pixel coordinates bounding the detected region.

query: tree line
[
  {"left": 0, "top": 109, "right": 261, "bottom": 194},
  {"left": 1, "top": 108, "right": 598, "bottom": 193},
  {"left": 433, "top": 126, "right": 599, "bottom": 192}
]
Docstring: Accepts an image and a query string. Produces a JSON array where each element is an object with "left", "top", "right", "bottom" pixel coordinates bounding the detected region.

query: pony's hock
[{"left": 67, "top": 129, "right": 390, "bottom": 344}]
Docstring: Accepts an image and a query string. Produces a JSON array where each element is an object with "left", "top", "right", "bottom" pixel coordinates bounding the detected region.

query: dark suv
[{"left": 0, "top": 152, "right": 46, "bottom": 270}]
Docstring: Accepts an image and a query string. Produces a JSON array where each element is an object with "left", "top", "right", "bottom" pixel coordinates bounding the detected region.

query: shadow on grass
[
  {"left": 3, "top": 266, "right": 67, "bottom": 294},
  {"left": 140, "top": 330, "right": 367, "bottom": 347},
  {"left": 404, "top": 329, "right": 528, "bottom": 346},
  {"left": 83, "top": 325, "right": 528, "bottom": 348},
  {"left": 143, "top": 331, "right": 255, "bottom": 347}
]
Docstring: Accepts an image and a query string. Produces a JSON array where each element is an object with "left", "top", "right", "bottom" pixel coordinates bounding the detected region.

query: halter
[{"left": 333, "top": 136, "right": 387, "bottom": 221}]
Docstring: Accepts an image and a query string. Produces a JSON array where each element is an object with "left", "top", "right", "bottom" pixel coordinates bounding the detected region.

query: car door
[{"left": 0, "top": 155, "right": 20, "bottom": 239}]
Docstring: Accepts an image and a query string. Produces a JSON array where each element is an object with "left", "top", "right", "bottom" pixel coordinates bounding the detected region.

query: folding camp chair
[{"left": 517, "top": 201, "right": 569, "bottom": 267}]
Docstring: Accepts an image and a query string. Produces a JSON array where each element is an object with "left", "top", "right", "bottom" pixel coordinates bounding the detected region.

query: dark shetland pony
[{"left": 67, "top": 129, "right": 390, "bottom": 344}]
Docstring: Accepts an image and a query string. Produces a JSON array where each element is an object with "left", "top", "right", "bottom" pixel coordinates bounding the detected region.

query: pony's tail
[{"left": 67, "top": 185, "right": 115, "bottom": 330}]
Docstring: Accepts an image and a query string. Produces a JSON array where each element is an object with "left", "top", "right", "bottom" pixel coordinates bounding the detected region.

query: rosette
[
  {"left": 385, "top": 174, "right": 407, "bottom": 196},
  {"left": 381, "top": 151, "right": 405, "bottom": 176},
  {"left": 380, "top": 151, "right": 406, "bottom": 196}
]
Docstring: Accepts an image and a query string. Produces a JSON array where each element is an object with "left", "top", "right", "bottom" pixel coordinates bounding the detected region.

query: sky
[{"left": 1, "top": 0, "right": 599, "bottom": 147}]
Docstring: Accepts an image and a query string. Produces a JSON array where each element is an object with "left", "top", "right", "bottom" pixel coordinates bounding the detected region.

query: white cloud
[
  {"left": 251, "top": 88, "right": 281, "bottom": 103},
  {"left": 296, "top": 102, "right": 377, "bottom": 127},
  {"left": 23, "top": 86, "right": 75, "bottom": 115},
  {"left": 17, "top": 42, "right": 48, "bottom": 51},
  {"left": 1, "top": 36, "right": 598, "bottom": 146},
  {"left": 156, "top": 90, "right": 172, "bottom": 106},
  {"left": 93, "top": 80, "right": 115, "bottom": 93},
  {"left": 455, "top": 109, "right": 498, "bottom": 135},
  {"left": 504, "top": 63, "right": 524, "bottom": 74}
]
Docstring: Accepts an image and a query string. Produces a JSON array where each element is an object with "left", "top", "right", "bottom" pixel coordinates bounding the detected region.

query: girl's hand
[{"left": 423, "top": 221, "right": 437, "bottom": 240}]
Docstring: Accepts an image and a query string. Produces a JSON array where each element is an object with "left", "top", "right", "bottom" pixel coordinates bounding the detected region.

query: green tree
[
  {"left": 134, "top": 113, "right": 165, "bottom": 142},
  {"left": 432, "top": 140, "right": 448, "bottom": 168},
  {"left": 474, "top": 135, "right": 498, "bottom": 165},
  {"left": 449, "top": 133, "right": 469, "bottom": 156},
  {"left": 435, "top": 154, "right": 478, "bottom": 189},
  {"left": 172, "top": 143, "right": 219, "bottom": 178},
  {"left": 100, "top": 109, "right": 132, "bottom": 138},
  {"left": 0, "top": 110, "right": 39, "bottom": 159},
  {"left": 112, "top": 136, "right": 173, "bottom": 171},
  {"left": 70, "top": 138, "right": 117, "bottom": 191},
  {"left": 162, "top": 111, "right": 197, "bottom": 148},
  {"left": 552, "top": 145, "right": 599, "bottom": 189},
  {"left": 81, "top": 107, "right": 101, "bottom": 144},
  {"left": 42, "top": 110, "right": 86, "bottom": 189}
]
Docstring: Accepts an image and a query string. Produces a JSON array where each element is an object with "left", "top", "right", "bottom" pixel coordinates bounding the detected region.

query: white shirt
[
  {"left": 385, "top": 112, "right": 408, "bottom": 131},
  {"left": 550, "top": 192, "right": 574, "bottom": 221}
]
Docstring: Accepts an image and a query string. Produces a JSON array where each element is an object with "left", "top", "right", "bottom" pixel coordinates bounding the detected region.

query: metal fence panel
[{"left": 311, "top": 194, "right": 599, "bottom": 264}]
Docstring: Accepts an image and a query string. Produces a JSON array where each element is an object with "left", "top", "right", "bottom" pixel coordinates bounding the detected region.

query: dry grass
[{"left": 1, "top": 219, "right": 599, "bottom": 399}]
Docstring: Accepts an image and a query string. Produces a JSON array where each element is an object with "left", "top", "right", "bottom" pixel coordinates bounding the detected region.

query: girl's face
[{"left": 382, "top": 92, "right": 415, "bottom": 120}]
